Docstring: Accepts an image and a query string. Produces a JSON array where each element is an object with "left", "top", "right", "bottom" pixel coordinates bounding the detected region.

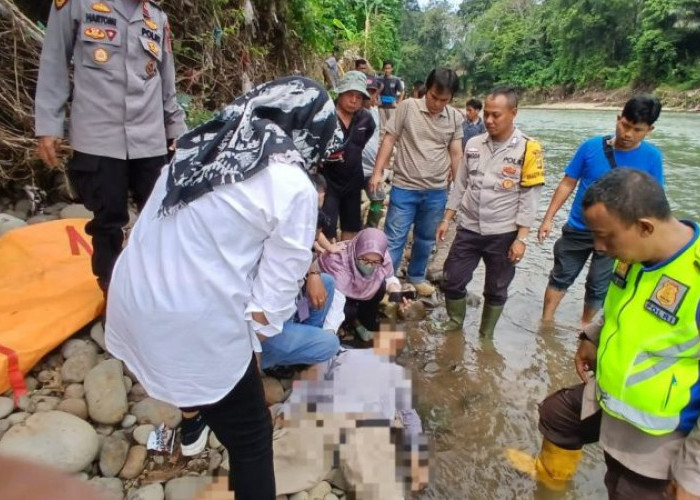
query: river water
[{"left": 405, "top": 108, "right": 700, "bottom": 499}]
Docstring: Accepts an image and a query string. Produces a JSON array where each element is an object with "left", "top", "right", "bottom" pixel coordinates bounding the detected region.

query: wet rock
[
  {"left": 17, "top": 395, "right": 36, "bottom": 413},
  {"left": 121, "top": 414, "right": 137, "bottom": 428},
  {"left": 119, "top": 444, "right": 147, "bottom": 479},
  {"left": 100, "top": 433, "right": 130, "bottom": 477},
  {"left": 0, "top": 397, "right": 13, "bottom": 419},
  {"left": 0, "top": 410, "right": 99, "bottom": 472},
  {"left": 65, "top": 383, "right": 85, "bottom": 399},
  {"left": 84, "top": 359, "right": 129, "bottom": 425},
  {"left": 89, "top": 477, "right": 124, "bottom": 500},
  {"left": 27, "top": 213, "right": 59, "bottom": 225},
  {"left": 164, "top": 476, "right": 210, "bottom": 500},
  {"left": 263, "top": 377, "right": 285, "bottom": 406},
  {"left": 132, "top": 424, "right": 155, "bottom": 445},
  {"left": 423, "top": 361, "right": 440, "bottom": 374},
  {"left": 131, "top": 397, "right": 181, "bottom": 428},
  {"left": 96, "top": 424, "right": 115, "bottom": 436},
  {"left": 61, "top": 349, "right": 99, "bottom": 383},
  {"left": 57, "top": 398, "right": 89, "bottom": 420},
  {"left": 128, "top": 483, "right": 165, "bottom": 500},
  {"left": 37, "top": 370, "right": 54, "bottom": 384},
  {"left": 0, "top": 213, "right": 27, "bottom": 236},
  {"left": 152, "top": 455, "right": 165, "bottom": 465},
  {"left": 60, "top": 204, "right": 93, "bottom": 219},
  {"left": 308, "top": 481, "right": 332, "bottom": 500},
  {"left": 290, "top": 492, "right": 309, "bottom": 500},
  {"left": 90, "top": 322, "right": 107, "bottom": 351},
  {"left": 7, "top": 412, "right": 28, "bottom": 425},
  {"left": 128, "top": 383, "right": 149, "bottom": 403}
]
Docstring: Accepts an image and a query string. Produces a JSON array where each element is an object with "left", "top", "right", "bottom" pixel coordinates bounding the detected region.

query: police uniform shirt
[{"left": 35, "top": 0, "right": 187, "bottom": 160}]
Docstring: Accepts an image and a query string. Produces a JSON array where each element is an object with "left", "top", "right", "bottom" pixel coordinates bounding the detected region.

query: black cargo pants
[{"left": 68, "top": 151, "right": 166, "bottom": 288}]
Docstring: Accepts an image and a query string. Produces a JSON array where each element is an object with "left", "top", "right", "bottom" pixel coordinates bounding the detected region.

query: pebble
[
  {"left": 88, "top": 477, "right": 124, "bottom": 500},
  {"left": 24, "top": 376, "right": 39, "bottom": 392},
  {"left": 131, "top": 397, "right": 182, "bottom": 428},
  {"left": 34, "top": 396, "right": 61, "bottom": 412},
  {"left": 132, "top": 424, "right": 155, "bottom": 446},
  {"left": 60, "top": 203, "right": 93, "bottom": 219},
  {"left": 99, "top": 432, "right": 130, "bottom": 477},
  {"left": 7, "top": 412, "right": 29, "bottom": 425},
  {"left": 44, "top": 202, "right": 68, "bottom": 215},
  {"left": 96, "top": 424, "right": 115, "bottom": 436},
  {"left": 0, "top": 410, "right": 99, "bottom": 473},
  {"left": 65, "top": 383, "right": 85, "bottom": 399},
  {"left": 61, "top": 339, "right": 95, "bottom": 359},
  {"left": 152, "top": 455, "right": 165, "bottom": 465},
  {"left": 219, "top": 449, "right": 229, "bottom": 471},
  {"left": 90, "top": 322, "right": 107, "bottom": 351},
  {"left": 0, "top": 397, "right": 13, "bottom": 419},
  {"left": 121, "top": 414, "right": 137, "bottom": 428},
  {"left": 61, "top": 349, "right": 99, "bottom": 383},
  {"left": 17, "top": 395, "right": 36, "bottom": 413},
  {"left": 127, "top": 483, "right": 165, "bottom": 500},
  {"left": 57, "top": 398, "right": 89, "bottom": 420},
  {"left": 84, "top": 359, "right": 129, "bottom": 425},
  {"left": 207, "top": 449, "right": 223, "bottom": 473},
  {"left": 308, "top": 481, "right": 332, "bottom": 500},
  {"left": 37, "top": 370, "right": 54, "bottom": 384},
  {"left": 423, "top": 361, "right": 440, "bottom": 373},
  {"left": 0, "top": 213, "right": 27, "bottom": 236},
  {"left": 164, "top": 476, "right": 211, "bottom": 500},
  {"left": 323, "top": 495, "right": 339, "bottom": 500},
  {"left": 0, "top": 419, "right": 9, "bottom": 433},
  {"left": 119, "top": 445, "right": 147, "bottom": 479},
  {"left": 129, "top": 383, "right": 149, "bottom": 403},
  {"left": 290, "top": 492, "right": 309, "bottom": 500},
  {"left": 124, "top": 376, "right": 133, "bottom": 393},
  {"left": 13, "top": 199, "right": 33, "bottom": 217}
]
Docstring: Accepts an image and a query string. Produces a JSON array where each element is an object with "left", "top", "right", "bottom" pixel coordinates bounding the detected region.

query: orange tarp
[{"left": 0, "top": 219, "right": 103, "bottom": 397}]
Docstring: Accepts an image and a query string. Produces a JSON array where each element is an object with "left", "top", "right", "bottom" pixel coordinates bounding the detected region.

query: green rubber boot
[
  {"left": 366, "top": 201, "right": 384, "bottom": 228},
  {"left": 432, "top": 297, "right": 467, "bottom": 333},
  {"left": 479, "top": 304, "right": 504, "bottom": 337}
]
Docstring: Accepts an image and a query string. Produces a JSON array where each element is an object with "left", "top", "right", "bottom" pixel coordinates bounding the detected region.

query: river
[{"left": 405, "top": 108, "right": 700, "bottom": 499}]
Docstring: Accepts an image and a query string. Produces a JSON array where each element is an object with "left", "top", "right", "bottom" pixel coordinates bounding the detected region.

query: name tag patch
[
  {"left": 85, "top": 13, "right": 117, "bottom": 26},
  {"left": 644, "top": 275, "right": 689, "bottom": 325},
  {"left": 611, "top": 261, "right": 631, "bottom": 288},
  {"left": 466, "top": 148, "right": 479, "bottom": 159}
]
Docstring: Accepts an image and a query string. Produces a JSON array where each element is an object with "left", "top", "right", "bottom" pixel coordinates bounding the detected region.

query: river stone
[
  {"left": 0, "top": 410, "right": 98, "bottom": 472},
  {"left": 121, "top": 414, "right": 137, "bottom": 428},
  {"left": 27, "top": 213, "right": 59, "bottom": 225},
  {"left": 124, "top": 376, "right": 133, "bottom": 393},
  {"left": 207, "top": 449, "right": 223, "bottom": 473},
  {"left": 129, "top": 383, "right": 149, "bottom": 403},
  {"left": 44, "top": 202, "right": 68, "bottom": 215},
  {"left": 120, "top": 444, "right": 147, "bottom": 479},
  {"left": 323, "top": 495, "right": 339, "bottom": 500},
  {"left": 62, "top": 338, "right": 95, "bottom": 359},
  {"left": 17, "top": 395, "right": 36, "bottom": 413},
  {"left": 308, "top": 481, "right": 332, "bottom": 500},
  {"left": 131, "top": 397, "right": 181, "bottom": 428},
  {"left": 164, "top": 476, "right": 210, "bottom": 500},
  {"left": 219, "top": 449, "right": 229, "bottom": 471},
  {"left": 13, "top": 199, "right": 32, "bottom": 217},
  {"left": 128, "top": 483, "right": 165, "bottom": 500},
  {"left": 60, "top": 203, "right": 93, "bottom": 219},
  {"left": 290, "top": 492, "right": 309, "bottom": 500},
  {"left": 132, "top": 424, "right": 155, "bottom": 445},
  {"left": 7, "top": 411, "right": 28, "bottom": 425},
  {"left": 33, "top": 396, "right": 61, "bottom": 412},
  {"left": 208, "top": 431, "right": 222, "bottom": 449},
  {"left": 0, "top": 213, "right": 26, "bottom": 236},
  {"left": 65, "top": 383, "right": 85, "bottom": 399},
  {"left": 90, "top": 322, "right": 107, "bottom": 351},
  {"left": 423, "top": 361, "right": 440, "bottom": 374},
  {"left": 24, "top": 376, "right": 39, "bottom": 392},
  {"left": 89, "top": 477, "right": 124, "bottom": 500},
  {"left": 57, "top": 398, "right": 89, "bottom": 420},
  {"left": 263, "top": 377, "right": 285, "bottom": 406},
  {"left": 84, "top": 359, "right": 129, "bottom": 424},
  {"left": 61, "top": 349, "right": 99, "bottom": 383},
  {"left": 0, "top": 397, "right": 13, "bottom": 419},
  {"left": 100, "top": 432, "right": 130, "bottom": 477},
  {"left": 37, "top": 370, "right": 54, "bottom": 384}
]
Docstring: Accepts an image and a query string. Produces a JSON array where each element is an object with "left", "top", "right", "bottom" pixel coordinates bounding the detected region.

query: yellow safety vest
[{"left": 597, "top": 223, "right": 700, "bottom": 435}]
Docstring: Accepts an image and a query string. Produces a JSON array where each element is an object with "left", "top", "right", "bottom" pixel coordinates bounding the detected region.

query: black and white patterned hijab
[{"left": 160, "top": 76, "right": 341, "bottom": 216}]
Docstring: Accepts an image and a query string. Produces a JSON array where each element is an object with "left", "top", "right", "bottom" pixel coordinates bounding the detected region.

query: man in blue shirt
[
  {"left": 461, "top": 98, "right": 487, "bottom": 150},
  {"left": 538, "top": 95, "right": 664, "bottom": 325}
]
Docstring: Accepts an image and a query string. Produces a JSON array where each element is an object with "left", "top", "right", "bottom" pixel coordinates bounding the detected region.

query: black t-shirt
[
  {"left": 322, "top": 108, "right": 376, "bottom": 193},
  {"left": 378, "top": 76, "right": 403, "bottom": 108}
]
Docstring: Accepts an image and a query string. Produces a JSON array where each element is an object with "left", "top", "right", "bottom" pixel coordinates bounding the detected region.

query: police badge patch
[{"left": 644, "top": 275, "right": 689, "bottom": 325}]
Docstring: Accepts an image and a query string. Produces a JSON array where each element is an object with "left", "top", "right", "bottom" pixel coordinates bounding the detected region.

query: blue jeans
[
  {"left": 384, "top": 186, "right": 448, "bottom": 283},
  {"left": 261, "top": 274, "right": 340, "bottom": 369}
]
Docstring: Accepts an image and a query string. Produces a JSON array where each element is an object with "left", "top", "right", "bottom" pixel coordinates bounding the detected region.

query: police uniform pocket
[
  {"left": 493, "top": 177, "right": 520, "bottom": 192},
  {"left": 81, "top": 43, "right": 120, "bottom": 71}
]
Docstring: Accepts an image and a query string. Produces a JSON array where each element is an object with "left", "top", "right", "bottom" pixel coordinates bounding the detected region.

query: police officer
[
  {"left": 35, "top": 0, "right": 187, "bottom": 295},
  {"left": 435, "top": 86, "right": 545, "bottom": 336},
  {"left": 508, "top": 169, "right": 700, "bottom": 499}
]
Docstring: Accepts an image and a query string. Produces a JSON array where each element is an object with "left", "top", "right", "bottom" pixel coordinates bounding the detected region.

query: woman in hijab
[
  {"left": 105, "top": 77, "right": 338, "bottom": 500},
  {"left": 318, "top": 228, "right": 407, "bottom": 341}
]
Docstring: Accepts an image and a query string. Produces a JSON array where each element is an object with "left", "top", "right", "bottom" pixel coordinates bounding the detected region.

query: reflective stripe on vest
[{"left": 597, "top": 223, "right": 700, "bottom": 435}]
